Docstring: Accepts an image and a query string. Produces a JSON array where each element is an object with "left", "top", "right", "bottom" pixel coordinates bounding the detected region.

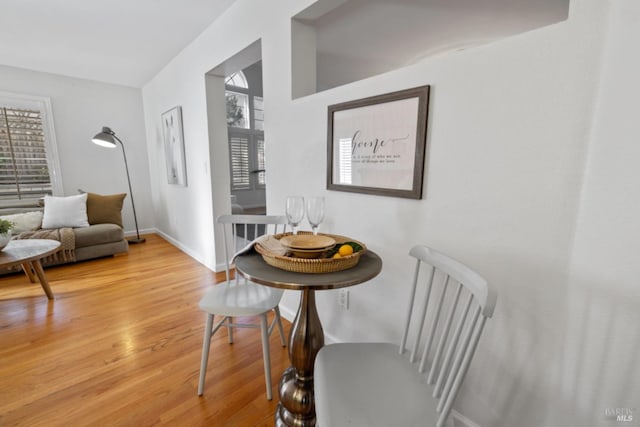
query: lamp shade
[{"left": 92, "top": 126, "right": 118, "bottom": 148}]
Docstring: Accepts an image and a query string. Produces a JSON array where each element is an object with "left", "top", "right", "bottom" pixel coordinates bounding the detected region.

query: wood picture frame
[{"left": 326, "top": 86, "right": 430, "bottom": 199}]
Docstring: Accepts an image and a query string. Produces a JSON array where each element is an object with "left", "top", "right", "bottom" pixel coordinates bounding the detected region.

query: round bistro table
[
  {"left": 234, "top": 250, "right": 382, "bottom": 427},
  {"left": 0, "top": 239, "right": 61, "bottom": 300}
]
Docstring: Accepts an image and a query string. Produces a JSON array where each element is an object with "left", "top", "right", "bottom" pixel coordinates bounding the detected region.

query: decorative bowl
[
  {"left": 287, "top": 247, "right": 332, "bottom": 259},
  {"left": 279, "top": 234, "right": 335, "bottom": 250},
  {"left": 255, "top": 232, "right": 366, "bottom": 273}
]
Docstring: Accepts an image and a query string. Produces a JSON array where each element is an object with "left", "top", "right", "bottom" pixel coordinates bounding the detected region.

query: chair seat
[
  {"left": 314, "top": 342, "right": 454, "bottom": 427},
  {"left": 198, "top": 281, "right": 284, "bottom": 317}
]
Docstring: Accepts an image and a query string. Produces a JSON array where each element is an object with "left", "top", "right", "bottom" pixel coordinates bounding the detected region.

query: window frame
[
  {"left": 225, "top": 90, "right": 251, "bottom": 129},
  {"left": 0, "top": 91, "right": 63, "bottom": 206},
  {"left": 225, "top": 72, "right": 265, "bottom": 194}
]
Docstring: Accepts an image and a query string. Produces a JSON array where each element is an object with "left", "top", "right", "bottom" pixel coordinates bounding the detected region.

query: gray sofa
[
  {"left": 64, "top": 223, "right": 128, "bottom": 263},
  {"left": 0, "top": 203, "right": 128, "bottom": 272}
]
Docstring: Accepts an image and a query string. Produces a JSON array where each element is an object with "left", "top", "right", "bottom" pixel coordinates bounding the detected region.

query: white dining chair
[
  {"left": 197, "top": 214, "right": 288, "bottom": 399},
  {"left": 314, "top": 245, "right": 497, "bottom": 427}
]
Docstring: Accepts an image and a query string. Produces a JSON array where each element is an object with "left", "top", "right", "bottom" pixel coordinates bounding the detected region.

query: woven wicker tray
[{"left": 255, "top": 232, "right": 366, "bottom": 274}]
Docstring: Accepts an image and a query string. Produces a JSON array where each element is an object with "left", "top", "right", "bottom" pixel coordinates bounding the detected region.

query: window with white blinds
[
  {"left": 256, "top": 137, "right": 265, "bottom": 187},
  {"left": 0, "top": 106, "right": 53, "bottom": 201},
  {"left": 229, "top": 135, "right": 250, "bottom": 190},
  {"left": 229, "top": 132, "right": 265, "bottom": 191}
]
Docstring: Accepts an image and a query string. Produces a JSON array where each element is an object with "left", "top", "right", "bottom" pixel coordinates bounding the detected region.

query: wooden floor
[{"left": 0, "top": 234, "right": 292, "bottom": 426}]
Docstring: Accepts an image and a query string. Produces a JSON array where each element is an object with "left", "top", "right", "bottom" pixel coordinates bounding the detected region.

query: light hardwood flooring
[{"left": 0, "top": 234, "right": 292, "bottom": 426}]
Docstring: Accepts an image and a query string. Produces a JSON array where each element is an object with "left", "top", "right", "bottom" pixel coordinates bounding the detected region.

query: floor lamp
[{"left": 92, "top": 126, "right": 146, "bottom": 244}]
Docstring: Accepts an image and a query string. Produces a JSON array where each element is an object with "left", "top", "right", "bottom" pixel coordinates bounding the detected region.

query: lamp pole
[{"left": 92, "top": 127, "right": 145, "bottom": 243}]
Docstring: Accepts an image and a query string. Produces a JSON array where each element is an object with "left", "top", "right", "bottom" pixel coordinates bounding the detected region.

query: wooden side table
[
  {"left": 235, "top": 250, "right": 383, "bottom": 427},
  {"left": 0, "top": 239, "right": 62, "bottom": 299}
]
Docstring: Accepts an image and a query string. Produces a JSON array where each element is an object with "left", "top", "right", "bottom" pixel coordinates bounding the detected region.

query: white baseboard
[
  {"left": 279, "top": 304, "right": 296, "bottom": 323},
  {"left": 149, "top": 229, "right": 229, "bottom": 272},
  {"left": 150, "top": 228, "right": 216, "bottom": 270},
  {"left": 123, "top": 227, "right": 155, "bottom": 239}
]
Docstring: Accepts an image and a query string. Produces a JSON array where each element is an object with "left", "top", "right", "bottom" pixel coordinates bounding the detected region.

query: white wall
[
  {"left": 565, "top": 1, "right": 640, "bottom": 425},
  {"left": 0, "top": 65, "right": 153, "bottom": 236},
  {"left": 141, "top": 0, "right": 637, "bottom": 425}
]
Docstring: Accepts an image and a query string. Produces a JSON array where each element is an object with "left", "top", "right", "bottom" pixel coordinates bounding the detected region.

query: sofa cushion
[
  {"left": 86, "top": 192, "right": 126, "bottom": 227},
  {"left": 74, "top": 223, "right": 125, "bottom": 248},
  {"left": 42, "top": 193, "right": 89, "bottom": 229},
  {"left": 0, "top": 211, "right": 43, "bottom": 233}
]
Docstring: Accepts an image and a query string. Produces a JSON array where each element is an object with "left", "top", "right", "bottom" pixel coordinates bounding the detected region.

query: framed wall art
[
  {"left": 162, "top": 106, "right": 187, "bottom": 186},
  {"left": 326, "top": 85, "right": 430, "bottom": 199}
]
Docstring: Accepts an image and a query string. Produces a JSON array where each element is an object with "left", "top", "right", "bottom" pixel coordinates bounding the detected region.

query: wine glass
[
  {"left": 285, "top": 196, "right": 305, "bottom": 235},
  {"left": 306, "top": 197, "right": 325, "bottom": 235}
]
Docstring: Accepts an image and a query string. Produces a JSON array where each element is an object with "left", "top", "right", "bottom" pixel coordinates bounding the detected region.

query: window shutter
[
  {"left": 0, "top": 107, "right": 52, "bottom": 201},
  {"left": 229, "top": 135, "right": 250, "bottom": 190},
  {"left": 256, "top": 137, "right": 265, "bottom": 186}
]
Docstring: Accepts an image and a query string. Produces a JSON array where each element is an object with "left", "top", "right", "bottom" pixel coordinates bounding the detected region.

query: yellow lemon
[
  {"left": 332, "top": 253, "right": 342, "bottom": 259},
  {"left": 338, "top": 244, "right": 354, "bottom": 257}
]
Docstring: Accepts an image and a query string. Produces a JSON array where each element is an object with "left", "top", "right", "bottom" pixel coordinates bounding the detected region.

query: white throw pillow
[
  {"left": 0, "top": 211, "right": 44, "bottom": 233},
  {"left": 42, "top": 193, "right": 89, "bottom": 229}
]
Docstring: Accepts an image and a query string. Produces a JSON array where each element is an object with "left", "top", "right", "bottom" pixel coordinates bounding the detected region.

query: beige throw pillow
[
  {"left": 86, "top": 193, "right": 126, "bottom": 228},
  {"left": 0, "top": 211, "right": 44, "bottom": 233}
]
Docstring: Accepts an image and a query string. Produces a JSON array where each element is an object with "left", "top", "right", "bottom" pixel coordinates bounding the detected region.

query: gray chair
[
  {"left": 314, "top": 245, "right": 497, "bottom": 427},
  {"left": 198, "top": 214, "right": 288, "bottom": 399}
]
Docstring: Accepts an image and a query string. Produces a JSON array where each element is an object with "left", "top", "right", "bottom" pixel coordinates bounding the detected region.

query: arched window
[
  {"left": 225, "top": 71, "right": 248, "bottom": 89},
  {"left": 225, "top": 71, "right": 250, "bottom": 129}
]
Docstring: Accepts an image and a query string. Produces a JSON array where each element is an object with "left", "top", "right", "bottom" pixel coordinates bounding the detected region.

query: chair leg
[
  {"left": 198, "top": 313, "right": 214, "bottom": 396},
  {"left": 260, "top": 313, "right": 273, "bottom": 400},
  {"left": 274, "top": 306, "right": 287, "bottom": 347},
  {"left": 227, "top": 316, "right": 234, "bottom": 344}
]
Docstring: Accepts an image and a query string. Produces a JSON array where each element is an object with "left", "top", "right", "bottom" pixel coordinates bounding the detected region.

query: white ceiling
[{"left": 0, "top": 0, "right": 236, "bottom": 88}]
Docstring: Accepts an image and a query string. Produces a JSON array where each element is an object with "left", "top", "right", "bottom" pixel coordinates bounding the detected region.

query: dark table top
[{"left": 234, "top": 250, "right": 382, "bottom": 291}]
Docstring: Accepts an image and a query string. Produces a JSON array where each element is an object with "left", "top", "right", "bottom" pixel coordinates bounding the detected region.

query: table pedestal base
[
  {"left": 275, "top": 289, "right": 322, "bottom": 427},
  {"left": 233, "top": 251, "right": 382, "bottom": 427}
]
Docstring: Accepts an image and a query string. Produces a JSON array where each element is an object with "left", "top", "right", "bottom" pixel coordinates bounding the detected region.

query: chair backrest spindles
[
  {"left": 419, "top": 275, "right": 450, "bottom": 374},
  {"left": 437, "top": 304, "right": 481, "bottom": 413},
  {"left": 433, "top": 292, "right": 473, "bottom": 398},
  {"left": 223, "top": 222, "right": 232, "bottom": 282},
  {"left": 427, "top": 282, "right": 463, "bottom": 385},
  {"left": 399, "top": 258, "right": 422, "bottom": 355},
  {"left": 410, "top": 265, "right": 435, "bottom": 363},
  {"left": 402, "top": 245, "right": 497, "bottom": 427},
  {"left": 439, "top": 314, "right": 487, "bottom": 422},
  {"left": 217, "top": 214, "right": 288, "bottom": 286}
]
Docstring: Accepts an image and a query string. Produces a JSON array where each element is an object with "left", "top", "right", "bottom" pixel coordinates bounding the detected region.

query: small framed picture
[{"left": 162, "top": 106, "right": 187, "bottom": 186}]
